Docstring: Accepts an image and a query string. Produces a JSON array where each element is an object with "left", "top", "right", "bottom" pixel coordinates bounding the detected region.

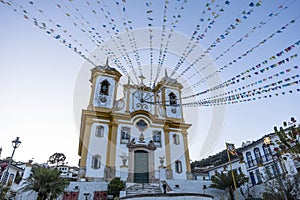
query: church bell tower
[
  {"left": 88, "top": 59, "right": 122, "bottom": 110},
  {"left": 78, "top": 60, "right": 122, "bottom": 181}
]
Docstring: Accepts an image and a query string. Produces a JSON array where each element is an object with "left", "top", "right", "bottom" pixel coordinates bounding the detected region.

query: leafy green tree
[
  {"left": 262, "top": 117, "right": 300, "bottom": 200},
  {"left": 262, "top": 173, "right": 300, "bottom": 200},
  {"left": 210, "top": 170, "right": 249, "bottom": 200},
  {"left": 48, "top": 153, "right": 66, "bottom": 167},
  {"left": 0, "top": 184, "right": 10, "bottom": 200},
  {"left": 107, "top": 177, "right": 125, "bottom": 198},
  {"left": 191, "top": 149, "right": 240, "bottom": 169},
  {"left": 273, "top": 117, "right": 300, "bottom": 157},
  {"left": 22, "top": 167, "right": 69, "bottom": 200}
]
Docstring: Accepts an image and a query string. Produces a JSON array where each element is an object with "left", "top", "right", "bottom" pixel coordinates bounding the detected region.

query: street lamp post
[
  {"left": 1, "top": 137, "right": 21, "bottom": 185},
  {"left": 263, "top": 136, "right": 288, "bottom": 200},
  {"left": 203, "top": 185, "right": 207, "bottom": 195},
  {"left": 83, "top": 192, "right": 90, "bottom": 200}
]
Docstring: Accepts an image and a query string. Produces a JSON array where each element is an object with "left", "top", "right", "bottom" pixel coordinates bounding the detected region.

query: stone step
[{"left": 125, "top": 183, "right": 162, "bottom": 196}]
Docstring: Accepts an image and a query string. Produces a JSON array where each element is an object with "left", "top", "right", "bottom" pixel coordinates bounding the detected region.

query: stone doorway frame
[{"left": 127, "top": 144, "right": 156, "bottom": 183}]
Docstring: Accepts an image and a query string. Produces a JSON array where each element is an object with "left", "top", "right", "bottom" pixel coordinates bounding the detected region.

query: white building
[
  {"left": 191, "top": 168, "right": 210, "bottom": 181},
  {"left": 206, "top": 159, "right": 244, "bottom": 179},
  {"left": 0, "top": 161, "right": 25, "bottom": 186},
  {"left": 57, "top": 165, "right": 79, "bottom": 180},
  {"left": 78, "top": 62, "right": 193, "bottom": 183},
  {"left": 239, "top": 133, "right": 298, "bottom": 187}
]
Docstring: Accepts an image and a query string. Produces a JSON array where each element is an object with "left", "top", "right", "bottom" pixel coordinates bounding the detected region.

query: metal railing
[{"left": 246, "top": 154, "right": 273, "bottom": 169}]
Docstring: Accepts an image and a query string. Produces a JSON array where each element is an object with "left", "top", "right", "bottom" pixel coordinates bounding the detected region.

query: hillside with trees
[{"left": 191, "top": 149, "right": 240, "bottom": 169}]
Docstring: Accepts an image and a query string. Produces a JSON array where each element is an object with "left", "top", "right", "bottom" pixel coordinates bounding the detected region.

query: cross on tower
[{"left": 139, "top": 75, "right": 146, "bottom": 85}]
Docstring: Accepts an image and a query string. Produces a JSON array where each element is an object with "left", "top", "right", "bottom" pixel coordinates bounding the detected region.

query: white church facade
[{"left": 78, "top": 62, "right": 193, "bottom": 183}]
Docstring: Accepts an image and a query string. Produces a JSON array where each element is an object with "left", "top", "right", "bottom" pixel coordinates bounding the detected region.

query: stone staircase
[{"left": 125, "top": 183, "right": 162, "bottom": 196}]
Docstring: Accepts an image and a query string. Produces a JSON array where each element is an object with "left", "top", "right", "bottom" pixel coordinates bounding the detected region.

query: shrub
[{"left": 107, "top": 177, "right": 126, "bottom": 198}]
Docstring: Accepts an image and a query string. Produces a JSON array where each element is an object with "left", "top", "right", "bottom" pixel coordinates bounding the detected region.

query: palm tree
[
  {"left": 210, "top": 170, "right": 248, "bottom": 200},
  {"left": 22, "top": 167, "right": 69, "bottom": 200}
]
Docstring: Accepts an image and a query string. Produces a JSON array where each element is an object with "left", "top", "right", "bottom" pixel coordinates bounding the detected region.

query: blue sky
[{"left": 0, "top": 0, "right": 299, "bottom": 166}]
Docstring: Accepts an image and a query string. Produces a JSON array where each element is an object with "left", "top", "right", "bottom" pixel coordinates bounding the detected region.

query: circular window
[{"left": 136, "top": 119, "right": 148, "bottom": 132}]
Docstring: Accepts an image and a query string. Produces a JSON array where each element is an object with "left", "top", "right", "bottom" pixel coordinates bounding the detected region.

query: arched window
[
  {"left": 95, "top": 125, "right": 104, "bottom": 138},
  {"left": 249, "top": 171, "right": 256, "bottom": 186},
  {"left": 175, "top": 160, "right": 182, "bottom": 173},
  {"left": 120, "top": 127, "right": 130, "bottom": 144},
  {"left": 92, "top": 154, "right": 101, "bottom": 169},
  {"left": 136, "top": 119, "right": 148, "bottom": 132},
  {"left": 153, "top": 131, "right": 162, "bottom": 147},
  {"left": 254, "top": 148, "right": 262, "bottom": 165},
  {"left": 173, "top": 134, "right": 180, "bottom": 145},
  {"left": 169, "top": 92, "right": 177, "bottom": 105},
  {"left": 7, "top": 173, "right": 14, "bottom": 185},
  {"left": 255, "top": 169, "right": 262, "bottom": 184},
  {"left": 100, "top": 80, "right": 110, "bottom": 95},
  {"left": 246, "top": 152, "right": 254, "bottom": 168},
  {"left": 262, "top": 145, "right": 271, "bottom": 161}
]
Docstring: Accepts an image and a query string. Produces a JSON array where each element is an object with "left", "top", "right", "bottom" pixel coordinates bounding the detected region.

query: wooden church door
[{"left": 134, "top": 150, "right": 149, "bottom": 183}]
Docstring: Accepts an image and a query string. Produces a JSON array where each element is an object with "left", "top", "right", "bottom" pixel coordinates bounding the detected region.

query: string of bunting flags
[
  {"left": 173, "top": 0, "right": 264, "bottom": 80},
  {"left": 170, "top": 0, "right": 229, "bottom": 77},
  {"left": 181, "top": 45, "right": 299, "bottom": 100},
  {"left": 151, "top": 0, "right": 169, "bottom": 87},
  {"left": 54, "top": 0, "right": 134, "bottom": 82},
  {"left": 92, "top": 0, "right": 140, "bottom": 83},
  {"left": 204, "top": 0, "right": 295, "bottom": 62},
  {"left": 115, "top": 0, "right": 144, "bottom": 80},
  {"left": 183, "top": 74, "right": 300, "bottom": 107},
  {"left": 185, "top": 86, "right": 300, "bottom": 107},
  {"left": 217, "top": 43, "right": 299, "bottom": 89},
  {"left": 2, "top": 0, "right": 97, "bottom": 67},
  {"left": 83, "top": 0, "right": 135, "bottom": 82},
  {"left": 12, "top": 0, "right": 130, "bottom": 78},
  {"left": 1, "top": 0, "right": 298, "bottom": 107},
  {"left": 152, "top": 0, "right": 188, "bottom": 87},
  {"left": 182, "top": 15, "right": 299, "bottom": 94},
  {"left": 202, "top": 65, "right": 299, "bottom": 101},
  {"left": 182, "top": 40, "right": 300, "bottom": 98},
  {"left": 146, "top": 0, "right": 154, "bottom": 86},
  {"left": 55, "top": 0, "right": 133, "bottom": 82}
]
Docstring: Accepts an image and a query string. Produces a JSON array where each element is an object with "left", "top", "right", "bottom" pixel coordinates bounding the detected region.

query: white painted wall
[
  {"left": 65, "top": 181, "right": 108, "bottom": 200},
  {"left": 169, "top": 132, "right": 187, "bottom": 179},
  {"left": 114, "top": 97, "right": 126, "bottom": 113},
  {"left": 86, "top": 123, "right": 109, "bottom": 178},
  {"left": 166, "top": 179, "right": 248, "bottom": 200}
]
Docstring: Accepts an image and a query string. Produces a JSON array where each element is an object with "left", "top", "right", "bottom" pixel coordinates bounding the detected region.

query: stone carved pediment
[{"left": 127, "top": 143, "right": 157, "bottom": 151}]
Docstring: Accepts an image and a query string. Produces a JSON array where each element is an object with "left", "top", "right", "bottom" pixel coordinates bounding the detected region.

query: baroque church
[{"left": 78, "top": 61, "right": 193, "bottom": 183}]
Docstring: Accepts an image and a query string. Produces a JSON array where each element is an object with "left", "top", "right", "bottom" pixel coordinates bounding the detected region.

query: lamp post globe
[
  {"left": 12, "top": 137, "right": 21, "bottom": 149},
  {"left": 263, "top": 136, "right": 271, "bottom": 146},
  {"left": 1, "top": 137, "right": 21, "bottom": 185}
]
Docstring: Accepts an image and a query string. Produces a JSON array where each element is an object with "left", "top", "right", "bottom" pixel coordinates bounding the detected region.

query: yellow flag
[{"left": 226, "top": 143, "right": 237, "bottom": 155}]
